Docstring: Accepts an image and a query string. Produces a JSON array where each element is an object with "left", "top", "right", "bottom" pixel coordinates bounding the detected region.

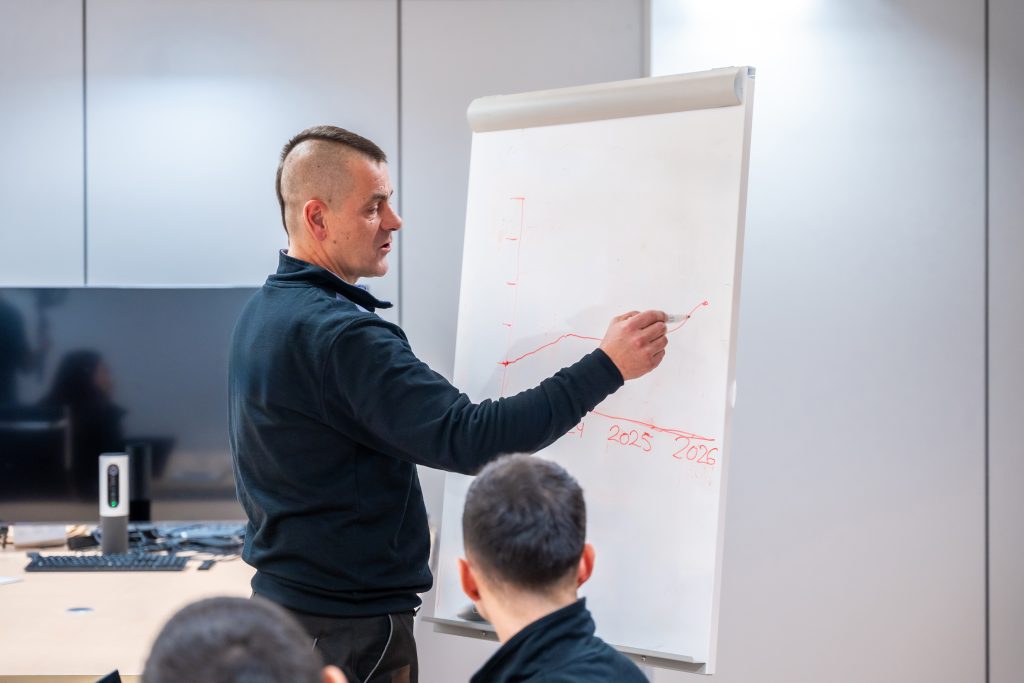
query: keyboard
[{"left": 25, "top": 553, "right": 189, "bottom": 572}]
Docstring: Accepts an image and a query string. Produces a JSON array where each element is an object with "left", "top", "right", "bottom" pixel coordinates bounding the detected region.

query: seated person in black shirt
[
  {"left": 459, "top": 454, "right": 647, "bottom": 683},
  {"left": 143, "top": 596, "right": 347, "bottom": 683},
  {"left": 39, "top": 349, "right": 125, "bottom": 500}
]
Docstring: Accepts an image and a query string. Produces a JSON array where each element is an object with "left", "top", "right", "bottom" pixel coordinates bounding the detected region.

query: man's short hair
[
  {"left": 463, "top": 454, "right": 586, "bottom": 590},
  {"left": 143, "top": 596, "right": 322, "bottom": 683},
  {"left": 275, "top": 125, "right": 387, "bottom": 232}
]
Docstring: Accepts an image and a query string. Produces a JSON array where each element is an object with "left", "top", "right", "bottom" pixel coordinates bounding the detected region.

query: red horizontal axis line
[{"left": 590, "top": 410, "right": 714, "bottom": 442}]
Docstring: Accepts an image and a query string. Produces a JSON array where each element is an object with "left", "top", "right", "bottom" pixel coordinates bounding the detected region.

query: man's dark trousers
[{"left": 268, "top": 598, "right": 417, "bottom": 683}]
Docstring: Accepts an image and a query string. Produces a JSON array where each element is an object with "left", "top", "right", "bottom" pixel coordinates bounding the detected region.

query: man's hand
[{"left": 598, "top": 310, "right": 668, "bottom": 381}]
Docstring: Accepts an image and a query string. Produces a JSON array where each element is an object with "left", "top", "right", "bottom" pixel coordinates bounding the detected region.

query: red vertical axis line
[{"left": 500, "top": 197, "right": 526, "bottom": 397}]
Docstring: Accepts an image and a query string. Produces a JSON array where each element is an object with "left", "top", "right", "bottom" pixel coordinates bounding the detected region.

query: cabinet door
[
  {"left": 85, "top": 1, "right": 399, "bottom": 304},
  {"left": 0, "top": 1, "right": 84, "bottom": 286}
]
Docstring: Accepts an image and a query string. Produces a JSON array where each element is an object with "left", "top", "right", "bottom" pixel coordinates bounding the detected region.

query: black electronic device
[
  {"left": 25, "top": 552, "right": 188, "bottom": 572},
  {"left": 106, "top": 463, "right": 120, "bottom": 509},
  {"left": 0, "top": 287, "right": 253, "bottom": 523}
]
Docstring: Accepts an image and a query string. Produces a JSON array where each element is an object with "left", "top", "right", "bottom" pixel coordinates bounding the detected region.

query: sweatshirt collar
[
  {"left": 269, "top": 250, "right": 393, "bottom": 313},
  {"left": 471, "top": 598, "right": 594, "bottom": 683}
]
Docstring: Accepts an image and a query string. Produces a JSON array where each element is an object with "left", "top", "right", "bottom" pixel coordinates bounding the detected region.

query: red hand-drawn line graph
[
  {"left": 498, "top": 298, "right": 710, "bottom": 369},
  {"left": 499, "top": 333, "right": 602, "bottom": 367},
  {"left": 494, "top": 197, "right": 715, "bottom": 449}
]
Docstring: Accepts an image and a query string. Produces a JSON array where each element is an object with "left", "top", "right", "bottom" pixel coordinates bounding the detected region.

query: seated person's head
[
  {"left": 143, "top": 596, "right": 346, "bottom": 683},
  {"left": 459, "top": 454, "right": 595, "bottom": 629},
  {"left": 43, "top": 349, "right": 114, "bottom": 407}
]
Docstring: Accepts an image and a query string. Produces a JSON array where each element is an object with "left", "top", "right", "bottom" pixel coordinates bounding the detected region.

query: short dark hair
[
  {"left": 275, "top": 125, "right": 387, "bottom": 233},
  {"left": 462, "top": 454, "right": 586, "bottom": 590},
  {"left": 143, "top": 596, "right": 322, "bottom": 683}
]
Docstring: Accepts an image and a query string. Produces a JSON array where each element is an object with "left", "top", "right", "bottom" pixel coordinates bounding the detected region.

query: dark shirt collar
[
  {"left": 471, "top": 598, "right": 594, "bottom": 683},
  {"left": 269, "top": 250, "right": 393, "bottom": 313}
]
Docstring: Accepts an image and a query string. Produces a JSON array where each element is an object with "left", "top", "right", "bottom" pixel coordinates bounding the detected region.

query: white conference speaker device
[{"left": 99, "top": 453, "right": 129, "bottom": 554}]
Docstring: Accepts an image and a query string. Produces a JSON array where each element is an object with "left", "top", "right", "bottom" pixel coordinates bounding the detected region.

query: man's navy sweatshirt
[{"left": 228, "top": 252, "right": 624, "bottom": 617}]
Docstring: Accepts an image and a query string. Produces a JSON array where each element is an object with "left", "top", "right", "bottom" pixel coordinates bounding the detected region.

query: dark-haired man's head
[
  {"left": 143, "top": 596, "right": 346, "bottom": 683},
  {"left": 276, "top": 125, "right": 401, "bottom": 285},
  {"left": 459, "top": 454, "right": 595, "bottom": 641}
]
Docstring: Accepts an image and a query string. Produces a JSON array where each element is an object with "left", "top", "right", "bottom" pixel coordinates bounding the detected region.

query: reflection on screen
[{"left": 0, "top": 288, "right": 255, "bottom": 522}]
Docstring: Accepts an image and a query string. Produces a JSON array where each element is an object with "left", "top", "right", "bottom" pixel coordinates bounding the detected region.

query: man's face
[{"left": 323, "top": 155, "right": 401, "bottom": 284}]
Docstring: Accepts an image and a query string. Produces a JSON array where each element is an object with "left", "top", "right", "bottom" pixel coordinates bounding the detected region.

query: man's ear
[
  {"left": 577, "top": 543, "right": 595, "bottom": 587},
  {"left": 458, "top": 557, "right": 482, "bottom": 601},
  {"left": 322, "top": 664, "right": 347, "bottom": 683},
  {"left": 302, "top": 199, "right": 329, "bottom": 241}
]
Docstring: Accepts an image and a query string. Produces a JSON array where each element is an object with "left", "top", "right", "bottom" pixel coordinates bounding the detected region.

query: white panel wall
[
  {"left": 399, "top": 0, "right": 645, "bottom": 378},
  {"left": 399, "top": 2, "right": 645, "bottom": 681},
  {"left": 989, "top": 1, "right": 1024, "bottom": 680},
  {"left": 2, "top": 1, "right": 1013, "bottom": 679},
  {"left": 0, "top": 0, "right": 84, "bottom": 286},
  {"left": 650, "top": 2, "right": 985, "bottom": 682},
  {"left": 84, "top": 0, "right": 400, "bottom": 314}
]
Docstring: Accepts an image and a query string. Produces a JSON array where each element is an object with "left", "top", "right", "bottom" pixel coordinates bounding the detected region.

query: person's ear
[
  {"left": 577, "top": 543, "right": 595, "bottom": 587},
  {"left": 303, "top": 199, "right": 329, "bottom": 241},
  {"left": 322, "top": 664, "right": 347, "bottom": 683},
  {"left": 458, "top": 557, "right": 482, "bottom": 601}
]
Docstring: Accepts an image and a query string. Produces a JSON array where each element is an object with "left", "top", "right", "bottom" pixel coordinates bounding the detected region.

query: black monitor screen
[{"left": 0, "top": 287, "right": 255, "bottom": 523}]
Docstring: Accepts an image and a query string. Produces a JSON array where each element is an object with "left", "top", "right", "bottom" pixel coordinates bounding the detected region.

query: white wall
[
  {"left": 399, "top": 0, "right": 647, "bottom": 379},
  {"left": 398, "top": 2, "right": 646, "bottom": 681},
  {"left": 84, "top": 0, "right": 400, "bottom": 310},
  {"left": 0, "top": 0, "right": 84, "bottom": 286},
  {"left": 2, "top": 0, "right": 1019, "bottom": 679},
  {"left": 989, "top": 0, "right": 1024, "bottom": 681},
  {"left": 649, "top": 1, "right": 986, "bottom": 681}
]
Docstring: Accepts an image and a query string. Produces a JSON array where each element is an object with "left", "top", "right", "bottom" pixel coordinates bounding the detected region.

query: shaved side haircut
[
  {"left": 463, "top": 454, "right": 586, "bottom": 591},
  {"left": 143, "top": 596, "right": 324, "bottom": 683},
  {"left": 275, "top": 125, "right": 387, "bottom": 234}
]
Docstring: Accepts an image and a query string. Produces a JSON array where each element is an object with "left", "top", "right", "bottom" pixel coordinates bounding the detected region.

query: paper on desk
[{"left": 12, "top": 523, "right": 66, "bottom": 549}]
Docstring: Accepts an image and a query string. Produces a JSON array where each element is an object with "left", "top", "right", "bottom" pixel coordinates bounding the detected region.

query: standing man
[{"left": 228, "top": 125, "right": 668, "bottom": 683}]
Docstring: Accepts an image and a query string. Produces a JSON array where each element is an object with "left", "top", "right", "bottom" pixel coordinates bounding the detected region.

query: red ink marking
[
  {"left": 677, "top": 444, "right": 718, "bottom": 466},
  {"left": 502, "top": 323, "right": 513, "bottom": 328},
  {"left": 499, "top": 333, "right": 602, "bottom": 367},
  {"left": 498, "top": 299, "right": 708, "bottom": 370},
  {"left": 595, "top": 417, "right": 716, "bottom": 466},
  {"left": 590, "top": 410, "right": 713, "bottom": 443},
  {"left": 506, "top": 281, "right": 517, "bottom": 286},
  {"left": 668, "top": 300, "right": 710, "bottom": 333},
  {"left": 605, "top": 425, "right": 654, "bottom": 452},
  {"left": 499, "top": 197, "right": 527, "bottom": 396}
]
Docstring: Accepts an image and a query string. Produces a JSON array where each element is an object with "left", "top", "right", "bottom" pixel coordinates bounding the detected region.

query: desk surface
[{"left": 0, "top": 548, "right": 254, "bottom": 682}]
